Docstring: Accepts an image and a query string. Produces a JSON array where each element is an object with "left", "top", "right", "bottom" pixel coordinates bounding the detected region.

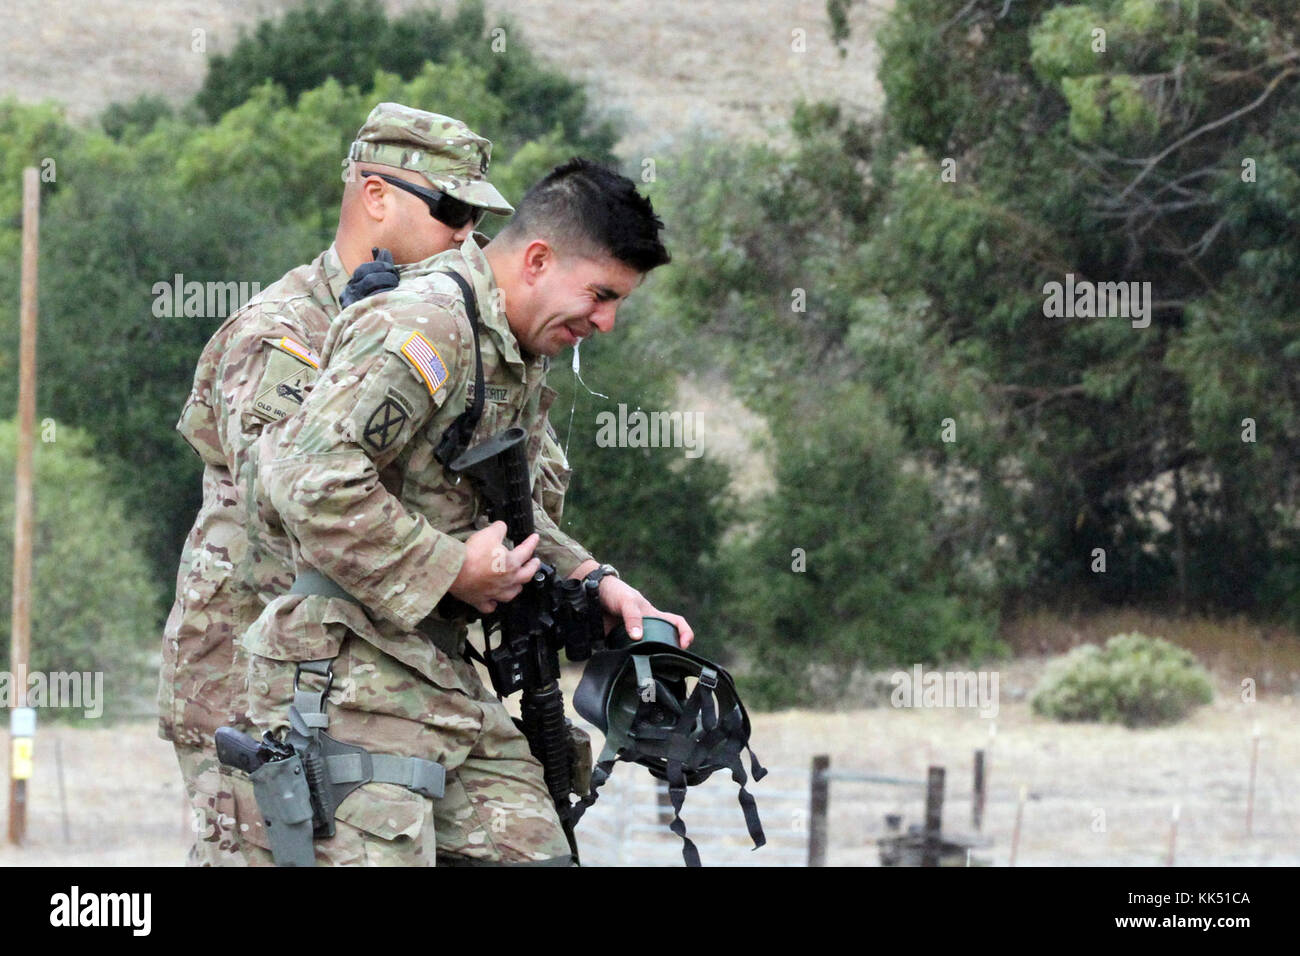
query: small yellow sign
[{"left": 11, "top": 737, "right": 33, "bottom": 780}]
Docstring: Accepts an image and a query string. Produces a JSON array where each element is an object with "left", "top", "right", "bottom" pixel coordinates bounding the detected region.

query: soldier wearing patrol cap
[{"left": 158, "top": 102, "right": 573, "bottom": 865}]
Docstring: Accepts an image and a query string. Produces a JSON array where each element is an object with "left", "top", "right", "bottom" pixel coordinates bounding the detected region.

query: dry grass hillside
[{"left": 4, "top": 0, "right": 890, "bottom": 154}]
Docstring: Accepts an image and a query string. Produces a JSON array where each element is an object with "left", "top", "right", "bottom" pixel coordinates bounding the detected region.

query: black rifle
[{"left": 449, "top": 427, "right": 607, "bottom": 841}]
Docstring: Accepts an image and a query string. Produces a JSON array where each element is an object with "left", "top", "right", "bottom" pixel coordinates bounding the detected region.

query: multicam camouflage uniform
[
  {"left": 239, "top": 234, "right": 590, "bottom": 866},
  {"left": 158, "top": 103, "right": 573, "bottom": 865},
  {"left": 158, "top": 249, "right": 345, "bottom": 865}
]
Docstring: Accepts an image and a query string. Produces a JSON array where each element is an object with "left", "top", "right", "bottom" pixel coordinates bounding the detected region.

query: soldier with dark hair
[
  {"left": 238, "top": 157, "right": 688, "bottom": 866},
  {"left": 158, "top": 103, "right": 580, "bottom": 865}
]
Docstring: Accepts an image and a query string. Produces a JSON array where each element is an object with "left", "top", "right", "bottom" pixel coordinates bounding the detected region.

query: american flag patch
[
  {"left": 275, "top": 336, "right": 320, "bottom": 368},
  {"left": 400, "top": 332, "right": 448, "bottom": 396}
]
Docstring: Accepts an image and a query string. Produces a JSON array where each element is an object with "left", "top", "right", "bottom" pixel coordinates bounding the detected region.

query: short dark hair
[{"left": 497, "top": 158, "right": 670, "bottom": 272}]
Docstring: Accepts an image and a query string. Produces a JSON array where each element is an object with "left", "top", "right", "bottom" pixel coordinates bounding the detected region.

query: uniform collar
[
  {"left": 452, "top": 235, "right": 538, "bottom": 378},
  {"left": 321, "top": 245, "right": 351, "bottom": 311},
  {"left": 395, "top": 246, "right": 461, "bottom": 283}
]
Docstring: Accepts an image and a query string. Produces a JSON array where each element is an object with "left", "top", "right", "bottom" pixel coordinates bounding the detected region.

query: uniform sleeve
[
  {"left": 260, "top": 294, "right": 470, "bottom": 630},
  {"left": 175, "top": 339, "right": 228, "bottom": 469},
  {"left": 214, "top": 313, "right": 324, "bottom": 482},
  {"left": 532, "top": 504, "right": 593, "bottom": 579},
  {"left": 533, "top": 422, "right": 573, "bottom": 523}
]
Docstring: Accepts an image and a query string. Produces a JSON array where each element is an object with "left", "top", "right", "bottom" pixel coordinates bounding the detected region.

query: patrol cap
[{"left": 346, "top": 102, "right": 513, "bottom": 215}]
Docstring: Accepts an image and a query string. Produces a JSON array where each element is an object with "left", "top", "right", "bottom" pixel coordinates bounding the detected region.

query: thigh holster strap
[
  {"left": 325, "top": 750, "right": 446, "bottom": 801},
  {"left": 252, "top": 659, "right": 447, "bottom": 866},
  {"left": 289, "top": 569, "right": 362, "bottom": 605}
]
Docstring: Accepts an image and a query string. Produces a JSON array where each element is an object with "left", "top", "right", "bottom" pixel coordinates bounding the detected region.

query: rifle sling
[{"left": 433, "top": 269, "right": 485, "bottom": 467}]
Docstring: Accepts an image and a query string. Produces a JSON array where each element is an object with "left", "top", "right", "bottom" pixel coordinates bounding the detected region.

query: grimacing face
[{"left": 510, "top": 251, "right": 644, "bottom": 357}]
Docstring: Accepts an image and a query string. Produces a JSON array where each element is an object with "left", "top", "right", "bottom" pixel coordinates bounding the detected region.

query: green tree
[
  {"left": 30, "top": 148, "right": 318, "bottom": 579},
  {"left": 820, "top": 0, "right": 1300, "bottom": 615},
  {"left": 0, "top": 419, "right": 159, "bottom": 720},
  {"left": 546, "top": 319, "right": 736, "bottom": 638},
  {"left": 174, "top": 59, "right": 581, "bottom": 246},
  {"left": 0, "top": 100, "right": 79, "bottom": 381},
  {"left": 195, "top": 0, "right": 616, "bottom": 160},
  {"left": 733, "top": 384, "right": 1003, "bottom": 708},
  {"left": 625, "top": 119, "right": 1013, "bottom": 688},
  {"left": 100, "top": 94, "right": 174, "bottom": 142}
]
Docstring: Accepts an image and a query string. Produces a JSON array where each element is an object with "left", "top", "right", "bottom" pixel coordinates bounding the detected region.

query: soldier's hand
[
  {"left": 449, "top": 522, "right": 541, "bottom": 614},
  {"left": 340, "top": 247, "right": 400, "bottom": 308},
  {"left": 598, "top": 577, "right": 694, "bottom": 650}
]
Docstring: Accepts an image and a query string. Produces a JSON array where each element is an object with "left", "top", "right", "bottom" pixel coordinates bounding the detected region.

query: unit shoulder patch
[
  {"left": 250, "top": 346, "right": 319, "bottom": 423},
  {"left": 363, "top": 396, "right": 410, "bottom": 452}
]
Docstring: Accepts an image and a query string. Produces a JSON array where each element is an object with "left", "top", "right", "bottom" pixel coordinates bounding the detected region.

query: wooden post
[
  {"left": 1245, "top": 724, "right": 1260, "bottom": 836},
  {"left": 55, "top": 736, "right": 70, "bottom": 844},
  {"left": 922, "top": 765, "right": 945, "bottom": 866},
  {"left": 1009, "top": 784, "right": 1026, "bottom": 866},
  {"left": 808, "top": 754, "right": 829, "bottom": 867},
  {"left": 972, "top": 749, "right": 986, "bottom": 831},
  {"left": 8, "top": 167, "right": 40, "bottom": 846}
]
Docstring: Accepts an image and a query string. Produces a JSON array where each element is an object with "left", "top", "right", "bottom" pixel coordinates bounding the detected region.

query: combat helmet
[{"left": 572, "top": 617, "right": 766, "bottom": 866}]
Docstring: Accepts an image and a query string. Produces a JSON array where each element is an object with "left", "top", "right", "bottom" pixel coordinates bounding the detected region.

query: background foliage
[
  {"left": 0, "top": 420, "right": 157, "bottom": 719},
  {"left": 1031, "top": 632, "right": 1214, "bottom": 727},
  {"left": 3, "top": 0, "right": 1300, "bottom": 715}
]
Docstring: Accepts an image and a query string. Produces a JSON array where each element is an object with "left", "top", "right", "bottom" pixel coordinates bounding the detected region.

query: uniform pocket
[
  {"left": 226, "top": 773, "right": 434, "bottom": 865},
  {"left": 240, "top": 593, "right": 354, "bottom": 662},
  {"left": 335, "top": 782, "right": 429, "bottom": 841},
  {"left": 225, "top": 771, "right": 273, "bottom": 854},
  {"left": 329, "top": 782, "right": 436, "bottom": 865}
]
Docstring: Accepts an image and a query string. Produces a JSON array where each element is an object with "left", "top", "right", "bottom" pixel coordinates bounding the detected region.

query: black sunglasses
[{"left": 362, "top": 171, "right": 484, "bottom": 229}]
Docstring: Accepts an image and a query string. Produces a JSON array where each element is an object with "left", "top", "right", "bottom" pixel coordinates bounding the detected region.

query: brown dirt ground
[{"left": 1, "top": 615, "right": 1296, "bottom": 866}]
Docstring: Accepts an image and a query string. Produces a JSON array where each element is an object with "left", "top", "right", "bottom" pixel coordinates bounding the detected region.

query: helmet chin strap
[{"left": 571, "top": 619, "right": 768, "bottom": 866}]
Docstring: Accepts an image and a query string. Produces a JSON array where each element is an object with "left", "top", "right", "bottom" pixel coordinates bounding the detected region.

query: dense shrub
[{"left": 1031, "top": 633, "right": 1214, "bottom": 727}]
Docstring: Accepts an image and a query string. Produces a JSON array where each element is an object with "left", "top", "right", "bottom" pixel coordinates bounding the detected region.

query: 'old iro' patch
[
  {"left": 252, "top": 337, "right": 320, "bottom": 422},
  {"left": 399, "top": 332, "right": 448, "bottom": 397}
]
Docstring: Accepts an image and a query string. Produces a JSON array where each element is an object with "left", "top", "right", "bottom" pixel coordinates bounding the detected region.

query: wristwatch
[{"left": 583, "top": 563, "right": 620, "bottom": 592}]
